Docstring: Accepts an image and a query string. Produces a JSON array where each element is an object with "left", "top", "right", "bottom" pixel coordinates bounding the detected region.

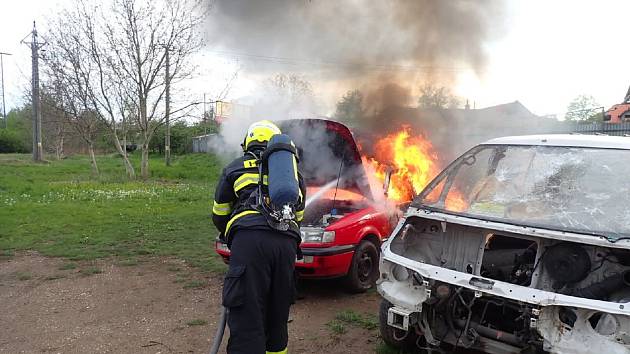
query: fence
[
  {"left": 574, "top": 122, "right": 630, "bottom": 136},
  {"left": 192, "top": 133, "right": 228, "bottom": 153},
  {"left": 192, "top": 134, "right": 214, "bottom": 153}
]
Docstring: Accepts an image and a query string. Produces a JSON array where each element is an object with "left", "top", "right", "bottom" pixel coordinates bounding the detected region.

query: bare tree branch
[{"left": 43, "top": 0, "right": 204, "bottom": 179}]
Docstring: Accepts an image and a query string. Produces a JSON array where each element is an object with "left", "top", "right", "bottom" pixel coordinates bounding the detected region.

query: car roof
[{"left": 481, "top": 134, "right": 630, "bottom": 150}]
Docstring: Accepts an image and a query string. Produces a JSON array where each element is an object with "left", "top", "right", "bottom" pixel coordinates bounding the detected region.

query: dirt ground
[{"left": 0, "top": 253, "right": 382, "bottom": 354}]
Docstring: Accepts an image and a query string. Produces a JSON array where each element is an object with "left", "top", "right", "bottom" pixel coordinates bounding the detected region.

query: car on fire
[
  {"left": 378, "top": 134, "right": 630, "bottom": 354},
  {"left": 216, "top": 119, "right": 396, "bottom": 292}
]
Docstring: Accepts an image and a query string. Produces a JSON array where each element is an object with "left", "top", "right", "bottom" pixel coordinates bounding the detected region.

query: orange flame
[
  {"left": 445, "top": 190, "right": 468, "bottom": 212},
  {"left": 363, "top": 126, "right": 441, "bottom": 202},
  {"left": 362, "top": 126, "right": 469, "bottom": 211}
]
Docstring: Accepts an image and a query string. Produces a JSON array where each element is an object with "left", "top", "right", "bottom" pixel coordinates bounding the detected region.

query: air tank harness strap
[{"left": 262, "top": 143, "right": 299, "bottom": 161}]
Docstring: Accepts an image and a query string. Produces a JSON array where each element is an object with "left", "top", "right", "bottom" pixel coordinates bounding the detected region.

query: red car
[{"left": 215, "top": 119, "right": 396, "bottom": 292}]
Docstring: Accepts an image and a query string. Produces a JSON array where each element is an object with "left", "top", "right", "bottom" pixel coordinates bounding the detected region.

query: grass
[
  {"left": 327, "top": 310, "right": 412, "bottom": 353},
  {"left": 173, "top": 276, "right": 187, "bottom": 283},
  {"left": 58, "top": 262, "right": 77, "bottom": 270},
  {"left": 186, "top": 319, "right": 208, "bottom": 326},
  {"left": 16, "top": 272, "right": 32, "bottom": 280},
  {"left": 80, "top": 266, "right": 103, "bottom": 276},
  {"left": 326, "top": 320, "right": 347, "bottom": 335},
  {"left": 375, "top": 341, "right": 407, "bottom": 354},
  {"left": 0, "top": 153, "right": 227, "bottom": 274},
  {"left": 335, "top": 309, "right": 379, "bottom": 330},
  {"left": 0, "top": 249, "right": 14, "bottom": 258},
  {"left": 326, "top": 309, "right": 382, "bottom": 347},
  {"left": 183, "top": 279, "right": 205, "bottom": 289},
  {"left": 45, "top": 274, "right": 66, "bottom": 280},
  {"left": 118, "top": 258, "right": 139, "bottom": 266}
]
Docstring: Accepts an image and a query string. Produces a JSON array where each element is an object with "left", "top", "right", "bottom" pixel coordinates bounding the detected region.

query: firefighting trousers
[{"left": 222, "top": 228, "right": 297, "bottom": 354}]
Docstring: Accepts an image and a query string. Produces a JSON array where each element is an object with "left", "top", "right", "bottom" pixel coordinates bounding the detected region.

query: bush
[
  {"left": 0, "top": 129, "right": 29, "bottom": 153},
  {"left": 149, "top": 121, "right": 211, "bottom": 154}
]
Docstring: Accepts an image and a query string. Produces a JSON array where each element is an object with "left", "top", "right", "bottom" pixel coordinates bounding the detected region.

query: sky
[{"left": 1, "top": 0, "right": 629, "bottom": 118}]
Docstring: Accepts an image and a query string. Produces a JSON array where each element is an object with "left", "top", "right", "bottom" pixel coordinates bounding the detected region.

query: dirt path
[{"left": 0, "top": 253, "right": 381, "bottom": 354}]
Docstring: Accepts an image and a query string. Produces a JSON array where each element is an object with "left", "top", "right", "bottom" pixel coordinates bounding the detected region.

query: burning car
[
  {"left": 216, "top": 119, "right": 396, "bottom": 292},
  {"left": 378, "top": 134, "right": 630, "bottom": 353}
]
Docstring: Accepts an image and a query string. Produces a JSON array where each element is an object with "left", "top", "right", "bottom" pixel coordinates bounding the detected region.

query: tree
[
  {"left": 4, "top": 106, "right": 33, "bottom": 152},
  {"left": 241, "top": 73, "right": 318, "bottom": 121},
  {"left": 0, "top": 129, "right": 28, "bottom": 153},
  {"left": 43, "top": 45, "right": 104, "bottom": 174},
  {"left": 44, "top": 0, "right": 204, "bottom": 179},
  {"left": 263, "top": 73, "right": 315, "bottom": 114},
  {"left": 150, "top": 121, "right": 210, "bottom": 154},
  {"left": 565, "top": 95, "right": 602, "bottom": 122},
  {"left": 264, "top": 74, "right": 313, "bottom": 101},
  {"left": 334, "top": 90, "right": 364, "bottom": 125},
  {"left": 40, "top": 86, "right": 69, "bottom": 160},
  {"left": 417, "top": 84, "right": 461, "bottom": 109}
]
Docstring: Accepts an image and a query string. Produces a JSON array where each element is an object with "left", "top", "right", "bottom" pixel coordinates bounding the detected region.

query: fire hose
[{"left": 208, "top": 306, "right": 228, "bottom": 354}]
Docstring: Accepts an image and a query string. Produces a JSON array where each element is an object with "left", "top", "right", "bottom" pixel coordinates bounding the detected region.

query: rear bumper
[{"left": 215, "top": 240, "right": 356, "bottom": 278}]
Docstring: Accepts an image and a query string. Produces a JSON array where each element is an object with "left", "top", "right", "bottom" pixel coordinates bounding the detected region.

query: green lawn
[{"left": 0, "top": 153, "right": 227, "bottom": 273}]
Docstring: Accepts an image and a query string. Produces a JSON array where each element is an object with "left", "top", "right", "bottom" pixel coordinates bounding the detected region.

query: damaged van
[{"left": 378, "top": 134, "right": 630, "bottom": 353}]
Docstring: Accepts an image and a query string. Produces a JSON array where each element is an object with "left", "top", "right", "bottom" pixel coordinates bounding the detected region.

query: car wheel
[
  {"left": 379, "top": 299, "right": 419, "bottom": 351},
  {"left": 345, "top": 239, "right": 379, "bottom": 293}
]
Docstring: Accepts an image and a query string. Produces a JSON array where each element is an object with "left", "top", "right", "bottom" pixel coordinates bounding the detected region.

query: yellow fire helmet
[{"left": 242, "top": 120, "right": 282, "bottom": 151}]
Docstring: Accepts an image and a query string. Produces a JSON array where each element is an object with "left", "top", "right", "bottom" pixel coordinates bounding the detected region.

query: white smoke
[{"left": 214, "top": 75, "right": 323, "bottom": 159}]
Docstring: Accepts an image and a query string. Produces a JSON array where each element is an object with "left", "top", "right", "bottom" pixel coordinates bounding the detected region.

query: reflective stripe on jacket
[{"left": 211, "top": 152, "right": 306, "bottom": 245}]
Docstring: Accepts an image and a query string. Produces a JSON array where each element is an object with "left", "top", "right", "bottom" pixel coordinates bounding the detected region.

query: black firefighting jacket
[{"left": 212, "top": 149, "right": 306, "bottom": 246}]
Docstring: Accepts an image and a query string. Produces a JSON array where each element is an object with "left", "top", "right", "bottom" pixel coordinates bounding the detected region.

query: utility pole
[
  {"left": 201, "top": 95, "right": 221, "bottom": 135},
  {"left": 203, "top": 92, "right": 207, "bottom": 134},
  {"left": 0, "top": 52, "right": 11, "bottom": 129},
  {"left": 164, "top": 46, "right": 171, "bottom": 166},
  {"left": 200, "top": 96, "right": 221, "bottom": 135},
  {"left": 21, "top": 22, "right": 45, "bottom": 161}
]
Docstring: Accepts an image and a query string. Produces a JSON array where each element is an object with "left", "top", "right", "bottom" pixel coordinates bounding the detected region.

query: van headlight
[{"left": 300, "top": 228, "right": 335, "bottom": 243}]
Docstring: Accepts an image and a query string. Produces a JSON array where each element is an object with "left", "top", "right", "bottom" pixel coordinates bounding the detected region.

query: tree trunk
[
  {"left": 56, "top": 128, "right": 64, "bottom": 160},
  {"left": 112, "top": 131, "right": 135, "bottom": 179},
  {"left": 140, "top": 143, "right": 149, "bottom": 179},
  {"left": 139, "top": 96, "right": 150, "bottom": 180},
  {"left": 88, "top": 142, "right": 99, "bottom": 176},
  {"left": 122, "top": 118, "right": 127, "bottom": 160},
  {"left": 58, "top": 134, "right": 64, "bottom": 160}
]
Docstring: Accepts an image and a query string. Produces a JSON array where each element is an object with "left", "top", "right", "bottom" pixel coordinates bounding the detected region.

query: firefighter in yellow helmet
[{"left": 212, "top": 120, "right": 306, "bottom": 354}]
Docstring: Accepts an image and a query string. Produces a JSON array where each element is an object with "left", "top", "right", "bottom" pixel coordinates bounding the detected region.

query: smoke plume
[
  {"left": 204, "top": 0, "right": 521, "bottom": 184},
  {"left": 206, "top": 0, "right": 508, "bottom": 147},
  {"left": 206, "top": 0, "right": 505, "bottom": 81}
]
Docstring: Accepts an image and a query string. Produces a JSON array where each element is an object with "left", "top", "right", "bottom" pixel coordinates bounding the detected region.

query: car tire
[
  {"left": 379, "top": 299, "right": 419, "bottom": 351},
  {"left": 345, "top": 239, "right": 379, "bottom": 293}
]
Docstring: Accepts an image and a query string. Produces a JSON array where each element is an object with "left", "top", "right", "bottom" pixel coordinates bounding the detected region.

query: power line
[{"left": 206, "top": 50, "right": 469, "bottom": 73}]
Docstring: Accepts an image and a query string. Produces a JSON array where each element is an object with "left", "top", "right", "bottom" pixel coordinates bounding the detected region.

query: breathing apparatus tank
[{"left": 259, "top": 134, "right": 300, "bottom": 231}]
